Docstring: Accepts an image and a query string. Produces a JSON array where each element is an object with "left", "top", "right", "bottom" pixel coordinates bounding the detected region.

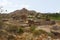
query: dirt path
[{"left": 36, "top": 25, "right": 51, "bottom": 32}]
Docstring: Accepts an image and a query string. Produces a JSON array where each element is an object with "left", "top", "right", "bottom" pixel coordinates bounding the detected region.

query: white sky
[{"left": 0, "top": 0, "right": 60, "bottom": 13}]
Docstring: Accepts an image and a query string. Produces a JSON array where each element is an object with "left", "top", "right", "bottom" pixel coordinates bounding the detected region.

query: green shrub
[
  {"left": 17, "top": 27, "right": 24, "bottom": 34},
  {"left": 7, "top": 35, "right": 15, "bottom": 40},
  {"left": 39, "top": 29, "right": 47, "bottom": 34},
  {"left": 47, "top": 32, "right": 54, "bottom": 37},
  {"left": 6, "top": 25, "right": 18, "bottom": 34},
  {"left": 29, "top": 26, "right": 36, "bottom": 32},
  {"left": 33, "top": 29, "right": 47, "bottom": 36},
  {"left": 0, "top": 21, "right": 4, "bottom": 29},
  {"left": 33, "top": 30, "right": 41, "bottom": 36}
]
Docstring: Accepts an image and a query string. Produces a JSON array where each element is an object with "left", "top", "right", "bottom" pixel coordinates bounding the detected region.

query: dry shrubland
[{"left": 0, "top": 8, "right": 60, "bottom": 40}]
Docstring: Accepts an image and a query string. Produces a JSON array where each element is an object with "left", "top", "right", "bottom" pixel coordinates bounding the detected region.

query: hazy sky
[{"left": 0, "top": 0, "right": 60, "bottom": 13}]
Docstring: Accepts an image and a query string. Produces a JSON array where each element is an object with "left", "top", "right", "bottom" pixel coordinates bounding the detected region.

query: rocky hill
[{"left": 0, "top": 8, "right": 60, "bottom": 40}]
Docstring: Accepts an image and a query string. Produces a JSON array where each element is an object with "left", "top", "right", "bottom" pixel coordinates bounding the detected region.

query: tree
[
  {"left": 0, "top": 6, "right": 7, "bottom": 13},
  {"left": 0, "top": 6, "right": 3, "bottom": 13},
  {"left": 35, "top": 13, "right": 41, "bottom": 19}
]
